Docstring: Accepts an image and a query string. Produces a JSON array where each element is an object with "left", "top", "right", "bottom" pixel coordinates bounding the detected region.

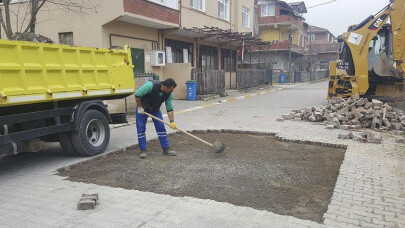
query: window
[
  {"left": 281, "top": 31, "right": 289, "bottom": 41},
  {"left": 261, "top": 4, "right": 275, "bottom": 17},
  {"left": 165, "top": 39, "right": 194, "bottom": 66},
  {"left": 58, "top": 32, "right": 74, "bottom": 45},
  {"left": 191, "top": 0, "right": 204, "bottom": 11},
  {"left": 147, "top": 0, "right": 178, "bottom": 10},
  {"left": 242, "top": 6, "right": 250, "bottom": 28},
  {"left": 218, "top": 0, "right": 229, "bottom": 20},
  {"left": 307, "top": 33, "right": 315, "bottom": 42},
  {"left": 221, "top": 49, "right": 236, "bottom": 71},
  {"left": 200, "top": 46, "right": 218, "bottom": 70}
]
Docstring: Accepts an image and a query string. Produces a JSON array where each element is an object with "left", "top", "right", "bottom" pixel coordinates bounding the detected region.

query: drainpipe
[
  {"left": 229, "top": 0, "right": 232, "bottom": 89},
  {"left": 309, "top": 32, "right": 312, "bottom": 81},
  {"left": 179, "top": 0, "right": 182, "bottom": 27},
  {"left": 288, "top": 21, "right": 292, "bottom": 83}
]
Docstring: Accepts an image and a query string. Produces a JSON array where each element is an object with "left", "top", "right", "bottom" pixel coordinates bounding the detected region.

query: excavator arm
[{"left": 391, "top": 0, "right": 405, "bottom": 70}]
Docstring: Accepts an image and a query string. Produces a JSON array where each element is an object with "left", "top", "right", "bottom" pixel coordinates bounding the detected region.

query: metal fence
[{"left": 134, "top": 72, "right": 159, "bottom": 80}]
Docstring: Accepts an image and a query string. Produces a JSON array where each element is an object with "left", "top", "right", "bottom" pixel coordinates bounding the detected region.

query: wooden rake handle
[{"left": 143, "top": 112, "right": 214, "bottom": 148}]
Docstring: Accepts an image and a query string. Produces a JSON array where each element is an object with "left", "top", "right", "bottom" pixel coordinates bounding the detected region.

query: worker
[{"left": 135, "top": 78, "right": 178, "bottom": 158}]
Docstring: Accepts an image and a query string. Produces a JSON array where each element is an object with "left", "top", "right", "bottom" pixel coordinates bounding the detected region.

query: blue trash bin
[
  {"left": 280, "top": 73, "right": 286, "bottom": 84},
  {"left": 185, "top": 80, "right": 197, "bottom": 101}
]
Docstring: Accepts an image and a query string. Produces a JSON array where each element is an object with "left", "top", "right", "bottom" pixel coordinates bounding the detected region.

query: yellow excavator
[{"left": 328, "top": 0, "right": 405, "bottom": 99}]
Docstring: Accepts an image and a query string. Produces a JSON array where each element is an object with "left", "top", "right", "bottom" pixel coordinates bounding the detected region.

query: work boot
[
  {"left": 140, "top": 150, "right": 148, "bottom": 159},
  {"left": 163, "top": 148, "right": 177, "bottom": 156}
]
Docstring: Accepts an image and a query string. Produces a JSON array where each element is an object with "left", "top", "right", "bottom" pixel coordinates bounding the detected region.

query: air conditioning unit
[{"left": 151, "top": 50, "right": 166, "bottom": 66}]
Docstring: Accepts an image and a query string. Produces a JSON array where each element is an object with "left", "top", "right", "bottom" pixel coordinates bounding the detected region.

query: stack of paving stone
[
  {"left": 338, "top": 131, "right": 383, "bottom": 144},
  {"left": 280, "top": 97, "right": 405, "bottom": 135}
]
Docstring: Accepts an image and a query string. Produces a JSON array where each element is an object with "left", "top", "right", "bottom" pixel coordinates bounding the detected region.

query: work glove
[
  {"left": 137, "top": 106, "right": 145, "bottom": 115},
  {"left": 169, "top": 122, "right": 178, "bottom": 130}
]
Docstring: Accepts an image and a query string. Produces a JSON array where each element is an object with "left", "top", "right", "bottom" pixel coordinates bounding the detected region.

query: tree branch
[
  {"left": 3, "top": 0, "right": 14, "bottom": 38},
  {"left": 0, "top": 7, "right": 9, "bottom": 38},
  {"left": 19, "top": 3, "right": 31, "bottom": 32},
  {"left": 23, "top": 0, "right": 47, "bottom": 33}
]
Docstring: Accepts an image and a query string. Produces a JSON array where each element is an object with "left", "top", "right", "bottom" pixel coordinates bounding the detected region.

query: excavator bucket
[{"left": 373, "top": 52, "right": 401, "bottom": 77}]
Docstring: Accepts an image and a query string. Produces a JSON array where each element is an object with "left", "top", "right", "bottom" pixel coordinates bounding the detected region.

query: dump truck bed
[{"left": 0, "top": 39, "right": 135, "bottom": 107}]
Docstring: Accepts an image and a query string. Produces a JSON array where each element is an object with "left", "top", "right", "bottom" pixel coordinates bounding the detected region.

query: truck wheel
[
  {"left": 58, "top": 132, "right": 80, "bottom": 156},
  {"left": 72, "top": 110, "right": 110, "bottom": 156}
]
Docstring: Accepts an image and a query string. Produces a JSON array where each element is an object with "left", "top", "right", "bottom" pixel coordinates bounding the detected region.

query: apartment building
[
  {"left": 306, "top": 25, "right": 339, "bottom": 72},
  {"left": 246, "top": 0, "right": 308, "bottom": 83},
  {"left": 306, "top": 25, "right": 336, "bottom": 45},
  {"left": 2, "top": 0, "right": 255, "bottom": 98}
]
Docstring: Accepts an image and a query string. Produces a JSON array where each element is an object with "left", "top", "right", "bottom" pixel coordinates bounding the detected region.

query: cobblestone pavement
[{"left": 0, "top": 81, "right": 404, "bottom": 228}]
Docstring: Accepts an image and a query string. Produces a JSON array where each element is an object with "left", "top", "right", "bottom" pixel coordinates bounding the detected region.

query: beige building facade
[{"left": 1, "top": 0, "right": 255, "bottom": 101}]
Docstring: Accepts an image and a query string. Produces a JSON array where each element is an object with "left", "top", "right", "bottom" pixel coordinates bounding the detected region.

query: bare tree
[{"left": 0, "top": 0, "right": 98, "bottom": 39}]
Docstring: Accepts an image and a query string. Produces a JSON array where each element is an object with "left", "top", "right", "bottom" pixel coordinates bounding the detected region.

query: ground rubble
[{"left": 279, "top": 96, "right": 405, "bottom": 144}]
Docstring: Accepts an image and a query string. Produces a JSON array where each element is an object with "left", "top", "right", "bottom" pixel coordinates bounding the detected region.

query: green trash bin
[{"left": 265, "top": 69, "right": 273, "bottom": 85}]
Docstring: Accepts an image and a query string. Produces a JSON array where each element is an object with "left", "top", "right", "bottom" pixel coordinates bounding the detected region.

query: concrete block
[
  {"left": 392, "top": 130, "right": 405, "bottom": 135},
  {"left": 393, "top": 123, "right": 402, "bottom": 130},
  {"left": 281, "top": 114, "right": 292, "bottom": 120},
  {"left": 365, "top": 114, "right": 374, "bottom": 119},
  {"left": 77, "top": 199, "right": 95, "bottom": 210},
  {"left": 364, "top": 102, "right": 371, "bottom": 109},
  {"left": 356, "top": 99, "right": 365, "bottom": 106},
  {"left": 349, "top": 125, "right": 361, "bottom": 130},
  {"left": 82, "top": 193, "right": 99, "bottom": 200},
  {"left": 383, "top": 119, "right": 392, "bottom": 128},
  {"left": 358, "top": 137, "right": 368, "bottom": 143},
  {"left": 395, "top": 138, "right": 405, "bottom": 143},
  {"left": 338, "top": 134, "right": 351, "bottom": 140},
  {"left": 367, "top": 138, "right": 382, "bottom": 144},
  {"left": 371, "top": 99, "right": 383, "bottom": 107},
  {"left": 385, "top": 113, "right": 395, "bottom": 119},
  {"left": 326, "top": 125, "right": 335, "bottom": 130},
  {"left": 82, "top": 194, "right": 99, "bottom": 205},
  {"left": 308, "top": 115, "right": 316, "bottom": 122}
]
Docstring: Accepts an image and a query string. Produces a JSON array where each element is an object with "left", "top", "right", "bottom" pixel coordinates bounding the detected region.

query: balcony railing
[{"left": 259, "top": 15, "right": 302, "bottom": 28}]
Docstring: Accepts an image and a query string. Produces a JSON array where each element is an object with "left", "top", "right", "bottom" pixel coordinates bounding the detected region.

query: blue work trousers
[{"left": 136, "top": 108, "right": 170, "bottom": 151}]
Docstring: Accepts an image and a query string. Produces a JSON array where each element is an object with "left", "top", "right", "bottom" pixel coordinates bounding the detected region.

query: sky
[{"left": 283, "top": 0, "right": 391, "bottom": 36}]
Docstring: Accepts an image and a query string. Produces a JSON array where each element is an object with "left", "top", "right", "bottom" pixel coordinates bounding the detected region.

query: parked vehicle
[{"left": 0, "top": 39, "right": 135, "bottom": 157}]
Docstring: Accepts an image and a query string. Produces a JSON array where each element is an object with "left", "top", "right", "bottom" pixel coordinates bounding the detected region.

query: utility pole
[
  {"left": 309, "top": 32, "right": 312, "bottom": 81},
  {"left": 288, "top": 22, "right": 293, "bottom": 83}
]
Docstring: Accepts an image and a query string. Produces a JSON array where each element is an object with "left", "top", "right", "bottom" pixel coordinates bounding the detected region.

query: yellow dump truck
[{"left": 0, "top": 39, "right": 135, "bottom": 157}]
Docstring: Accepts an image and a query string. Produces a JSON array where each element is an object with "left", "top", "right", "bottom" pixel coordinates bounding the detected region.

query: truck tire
[
  {"left": 71, "top": 110, "right": 110, "bottom": 156},
  {"left": 58, "top": 132, "right": 80, "bottom": 156}
]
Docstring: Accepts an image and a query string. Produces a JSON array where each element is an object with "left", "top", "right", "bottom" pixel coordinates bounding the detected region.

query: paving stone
[
  {"left": 395, "top": 138, "right": 405, "bottom": 143},
  {"left": 77, "top": 199, "right": 95, "bottom": 210}
]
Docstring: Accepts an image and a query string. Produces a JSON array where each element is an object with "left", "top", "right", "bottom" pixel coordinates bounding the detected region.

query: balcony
[
  {"left": 259, "top": 15, "right": 304, "bottom": 30},
  {"left": 253, "top": 40, "right": 305, "bottom": 55},
  {"left": 122, "top": 0, "right": 180, "bottom": 29}
]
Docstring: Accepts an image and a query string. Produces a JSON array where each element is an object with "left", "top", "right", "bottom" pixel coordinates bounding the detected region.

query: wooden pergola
[{"left": 183, "top": 26, "right": 271, "bottom": 68}]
